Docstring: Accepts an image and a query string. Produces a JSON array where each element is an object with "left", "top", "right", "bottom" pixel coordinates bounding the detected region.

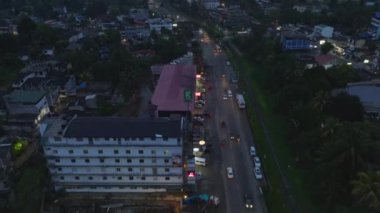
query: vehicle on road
[
  {"left": 254, "top": 167, "right": 263, "bottom": 180},
  {"left": 236, "top": 94, "right": 246, "bottom": 109},
  {"left": 227, "top": 90, "right": 232, "bottom": 98},
  {"left": 250, "top": 146, "right": 256, "bottom": 156},
  {"left": 254, "top": 157, "right": 261, "bottom": 168},
  {"left": 244, "top": 195, "right": 254, "bottom": 208},
  {"left": 226, "top": 167, "right": 234, "bottom": 179},
  {"left": 195, "top": 157, "right": 206, "bottom": 166},
  {"left": 223, "top": 94, "right": 228, "bottom": 100}
]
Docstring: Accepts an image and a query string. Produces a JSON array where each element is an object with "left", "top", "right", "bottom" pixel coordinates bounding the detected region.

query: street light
[
  {"left": 347, "top": 62, "right": 352, "bottom": 65},
  {"left": 199, "top": 140, "right": 205, "bottom": 146}
]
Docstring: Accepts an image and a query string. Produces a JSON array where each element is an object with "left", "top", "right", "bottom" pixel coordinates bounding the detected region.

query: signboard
[{"left": 184, "top": 89, "right": 193, "bottom": 102}]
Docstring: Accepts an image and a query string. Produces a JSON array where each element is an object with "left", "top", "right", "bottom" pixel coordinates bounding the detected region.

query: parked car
[
  {"left": 254, "top": 157, "right": 261, "bottom": 168},
  {"left": 250, "top": 146, "right": 256, "bottom": 156},
  {"left": 254, "top": 167, "right": 263, "bottom": 180},
  {"left": 226, "top": 167, "right": 234, "bottom": 179},
  {"left": 244, "top": 194, "right": 254, "bottom": 208}
]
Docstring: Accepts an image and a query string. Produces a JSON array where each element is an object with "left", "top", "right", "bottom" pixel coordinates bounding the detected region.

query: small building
[
  {"left": 314, "top": 24, "right": 334, "bottom": 38},
  {"left": 3, "top": 90, "right": 50, "bottom": 124},
  {"left": 293, "top": 4, "right": 307, "bottom": 13},
  {"left": 203, "top": 0, "right": 220, "bottom": 10},
  {"left": 146, "top": 18, "right": 173, "bottom": 33},
  {"left": 281, "top": 33, "right": 312, "bottom": 50},
  {"left": 345, "top": 80, "right": 380, "bottom": 112},
  {"left": 151, "top": 64, "right": 196, "bottom": 117},
  {"left": 129, "top": 9, "right": 149, "bottom": 24},
  {"left": 369, "top": 12, "right": 380, "bottom": 39},
  {"left": 314, "top": 54, "right": 340, "bottom": 69}
]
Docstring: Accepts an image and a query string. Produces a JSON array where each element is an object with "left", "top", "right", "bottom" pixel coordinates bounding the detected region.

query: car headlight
[
  {"left": 250, "top": 204, "right": 253, "bottom": 208},
  {"left": 246, "top": 204, "right": 249, "bottom": 208}
]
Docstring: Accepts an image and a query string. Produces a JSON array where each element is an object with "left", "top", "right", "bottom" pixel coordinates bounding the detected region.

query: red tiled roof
[
  {"left": 315, "top": 54, "right": 337, "bottom": 65},
  {"left": 151, "top": 64, "right": 196, "bottom": 112}
]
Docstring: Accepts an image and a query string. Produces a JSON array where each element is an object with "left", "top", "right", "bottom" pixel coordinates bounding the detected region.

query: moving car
[
  {"left": 250, "top": 146, "right": 256, "bottom": 156},
  {"left": 244, "top": 195, "right": 254, "bottom": 208},
  {"left": 254, "top": 157, "right": 261, "bottom": 168},
  {"left": 223, "top": 94, "right": 228, "bottom": 100},
  {"left": 227, "top": 90, "right": 232, "bottom": 98},
  {"left": 226, "top": 167, "right": 234, "bottom": 179},
  {"left": 254, "top": 167, "right": 263, "bottom": 180}
]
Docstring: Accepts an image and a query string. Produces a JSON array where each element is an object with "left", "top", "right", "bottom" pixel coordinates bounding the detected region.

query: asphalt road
[{"left": 197, "top": 34, "right": 267, "bottom": 213}]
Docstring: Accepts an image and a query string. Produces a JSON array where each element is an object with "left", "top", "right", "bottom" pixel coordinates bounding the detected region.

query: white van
[
  {"left": 227, "top": 90, "right": 232, "bottom": 98},
  {"left": 195, "top": 157, "right": 206, "bottom": 166}
]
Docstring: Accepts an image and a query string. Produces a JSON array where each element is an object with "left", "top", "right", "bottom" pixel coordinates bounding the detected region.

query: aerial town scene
[{"left": 1, "top": 0, "right": 380, "bottom": 212}]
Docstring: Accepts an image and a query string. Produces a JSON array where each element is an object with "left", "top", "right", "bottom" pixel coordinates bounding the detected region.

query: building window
[
  {"left": 54, "top": 137, "right": 61, "bottom": 141},
  {"left": 165, "top": 168, "right": 169, "bottom": 172},
  {"left": 118, "top": 177, "right": 122, "bottom": 180},
  {"left": 60, "top": 176, "right": 64, "bottom": 180},
  {"left": 126, "top": 150, "right": 130, "bottom": 154},
  {"left": 127, "top": 159, "right": 132, "bottom": 163},
  {"left": 129, "top": 176, "right": 134, "bottom": 180},
  {"left": 85, "top": 159, "right": 90, "bottom": 163},
  {"left": 152, "top": 159, "right": 156, "bottom": 163},
  {"left": 83, "top": 150, "right": 88, "bottom": 154},
  {"left": 163, "top": 150, "right": 169, "bottom": 155},
  {"left": 71, "top": 159, "right": 76, "bottom": 163},
  {"left": 163, "top": 137, "right": 168, "bottom": 141},
  {"left": 164, "top": 159, "right": 169, "bottom": 163},
  {"left": 114, "top": 150, "right": 119, "bottom": 154},
  {"left": 141, "top": 176, "right": 146, "bottom": 180},
  {"left": 75, "top": 176, "right": 79, "bottom": 180},
  {"left": 58, "top": 167, "right": 62, "bottom": 171},
  {"left": 53, "top": 150, "right": 58, "bottom": 154},
  {"left": 115, "top": 159, "right": 120, "bottom": 163},
  {"left": 165, "top": 177, "right": 170, "bottom": 180},
  {"left": 128, "top": 168, "right": 132, "bottom": 172},
  {"left": 138, "top": 150, "right": 143, "bottom": 154},
  {"left": 88, "top": 176, "right": 93, "bottom": 180},
  {"left": 98, "top": 150, "right": 103, "bottom": 154},
  {"left": 99, "top": 159, "right": 104, "bottom": 163},
  {"left": 140, "top": 168, "right": 145, "bottom": 172},
  {"left": 69, "top": 150, "right": 74, "bottom": 154},
  {"left": 116, "top": 168, "right": 121, "bottom": 172},
  {"left": 89, "top": 138, "right": 93, "bottom": 142},
  {"left": 103, "top": 176, "right": 107, "bottom": 180},
  {"left": 55, "top": 159, "right": 60, "bottom": 163},
  {"left": 151, "top": 150, "right": 156, "bottom": 155},
  {"left": 77, "top": 138, "right": 83, "bottom": 142},
  {"left": 139, "top": 159, "right": 144, "bottom": 163}
]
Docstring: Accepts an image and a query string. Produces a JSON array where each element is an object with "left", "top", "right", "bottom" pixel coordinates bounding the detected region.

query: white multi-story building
[{"left": 40, "top": 116, "right": 185, "bottom": 193}]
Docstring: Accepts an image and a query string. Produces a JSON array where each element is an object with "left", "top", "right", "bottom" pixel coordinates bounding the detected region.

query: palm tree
[{"left": 351, "top": 171, "right": 380, "bottom": 210}]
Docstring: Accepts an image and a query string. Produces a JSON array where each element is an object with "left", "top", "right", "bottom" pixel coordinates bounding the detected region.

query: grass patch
[
  {"left": 225, "top": 46, "right": 320, "bottom": 213},
  {"left": 13, "top": 165, "right": 46, "bottom": 213}
]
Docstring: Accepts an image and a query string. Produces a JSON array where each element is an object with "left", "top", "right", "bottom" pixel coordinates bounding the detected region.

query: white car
[
  {"left": 226, "top": 167, "right": 234, "bottom": 179},
  {"left": 254, "top": 167, "right": 263, "bottom": 180},
  {"left": 254, "top": 157, "right": 261, "bottom": 168},
  {"left": 250, "top": 146, "right": 256, "bottom": 156}
]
